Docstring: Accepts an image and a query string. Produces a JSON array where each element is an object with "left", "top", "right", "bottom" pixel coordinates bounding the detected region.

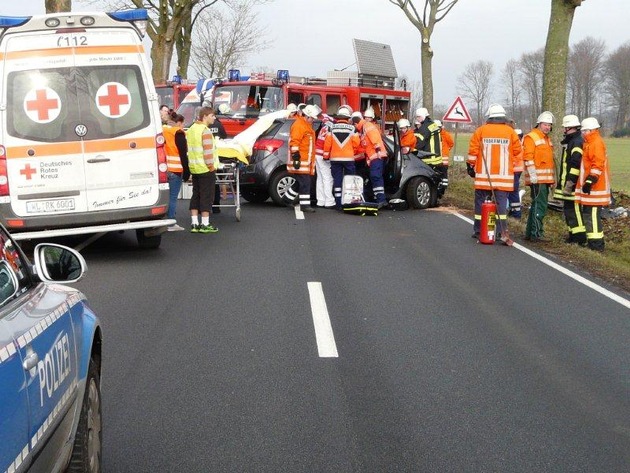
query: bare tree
[
  {"left": 189, "top": 1, "right": 270, "bottom": 79},
  {"left": 519, "top": 48, "right": 545, "bottom": 126},
  {"left": 501, "top": 59, "right": 523, "bottom": 125},
  {"left": 46, "top": 0, "right": 71, "bottom": 11},
  {"left": 604, "top": 42, "right": 630, "bottom": 131},
  {"left": 567, "top": 37, "right": 606, "bottom": 118},
  {"left": 457, "top": 60, "right": 493, "bottom": 126},
  {"left": 541, "top": 0, "right": 585, "bottom": 157},
  {"left": 388, "top": 0, "right": 459, "bottom": 114}
]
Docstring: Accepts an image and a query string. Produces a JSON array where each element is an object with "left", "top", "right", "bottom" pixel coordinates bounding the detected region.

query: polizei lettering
[{"left": 37, "top": 332, "right": 72, "bottom": 407}]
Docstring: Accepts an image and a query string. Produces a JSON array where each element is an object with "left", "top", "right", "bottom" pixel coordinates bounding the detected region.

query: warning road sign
[{"left": 443, "top": 96, "right": 472, "bottom": 123}]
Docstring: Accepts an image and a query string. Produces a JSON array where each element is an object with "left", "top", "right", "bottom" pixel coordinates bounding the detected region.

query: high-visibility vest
[
  {"left": 163, "top": 125, "right": 183, "bottom": 173},
  {"left": 576, "top": 130, "right": 611, "bottom": 206},
  {"left": 186, "top": 122, "right": 213, "bottom": 174},
  {"left": 288, "top": 115, "right": 316, "bottom": 175},
  {"left": 323, "top": 120, "right": 360, "bottom": 162}
]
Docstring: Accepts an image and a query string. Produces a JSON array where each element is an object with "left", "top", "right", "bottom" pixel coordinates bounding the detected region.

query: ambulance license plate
[{"left": 26, "top": 199, "right": 75, "bottom": 213}]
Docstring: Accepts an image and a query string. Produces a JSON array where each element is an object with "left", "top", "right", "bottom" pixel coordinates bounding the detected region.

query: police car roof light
[
  {"left": 228, "top": 69, "right": 241, "bottom": 81},
  {"left": 0, "top": 16, "right": 30, "bottom": 28},
  {"left": 276, "top": 69, "right": 290, "bottom": 82}
]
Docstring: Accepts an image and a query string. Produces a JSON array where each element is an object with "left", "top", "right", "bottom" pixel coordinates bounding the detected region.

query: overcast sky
[{"left": 7, "top": 0, "right": 628, "bottom": 107}]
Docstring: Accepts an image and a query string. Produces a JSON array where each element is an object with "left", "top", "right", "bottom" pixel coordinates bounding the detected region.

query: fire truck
[
  {"left": 210, "top": 69, "right": 411, "bottom": 137},
  {"left": 155, "top": 76, "right": 196, "bottom": 110}
]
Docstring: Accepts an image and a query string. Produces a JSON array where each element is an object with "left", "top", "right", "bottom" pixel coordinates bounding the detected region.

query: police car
[{"left": 0, "top": 223, "right": 102, "bottom": 472}]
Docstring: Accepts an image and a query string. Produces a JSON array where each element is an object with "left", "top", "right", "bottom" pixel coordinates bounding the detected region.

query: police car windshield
[
  {"left": 213, "top": 84, "right": 283, "bottom": 118},
  {"left": 6, "top": 65, "right": 150, "bottom": 142}
]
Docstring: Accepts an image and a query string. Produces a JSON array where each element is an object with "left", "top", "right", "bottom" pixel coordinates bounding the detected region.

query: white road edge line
[
  {"left": 453, "top": 212, "right": 630, "bottom": 309},
  {"left": 307, "top": 282, "right": 339, "bottom": 358},
  {"left": 294, "top": 205, "right": 304, "bottom": 220}
]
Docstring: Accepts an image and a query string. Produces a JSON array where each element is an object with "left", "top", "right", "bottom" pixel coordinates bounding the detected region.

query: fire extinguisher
[{"left": 479, "top": 198, "right": 497, "bottom": 244}]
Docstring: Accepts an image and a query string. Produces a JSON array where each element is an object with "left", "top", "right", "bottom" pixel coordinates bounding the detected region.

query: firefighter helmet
[
  {"left": 218, "top": 103, "right": 230, "bottom": 114},
  {"left": 562, "top": 114, "right": 580, "bottom": 128},
  {"left": 536, "top": 111, "right": 554, "bottom": 124},
  {"left": 397, "top": 118, "right": 411, "bottom": 128},
  {"left": 303, "top": 104, "right": 319, "bottom": 119},
  {"left": 286, "top": 103, "right": 297, "bottom": 114},
  {"left": 351, "top": 111, "right": 363, "bottom": 120},
  {"left": 415, "top": 107, "right": 429, "bottom": 118},
  {"left": 433, "top": 119, "right": 443, "bottom": 128},
  {"left": 580, "top": 117, "right": 600, "bottom": 131},
  {"left": 486, "top": 103, "right": 506, "bottom": 118},
  {"left": 364, "top": 107, "right": 375, "bottom": 119},
  {"left": 337, "top": 105, "right": 353, "bottom": 118}
]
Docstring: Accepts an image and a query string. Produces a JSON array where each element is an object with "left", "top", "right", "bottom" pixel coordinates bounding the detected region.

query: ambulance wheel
[
  {"left": 269, "top": 170, "right": 297, "bottom": 206},
  {"left": 241, "top": 188, "right": 269, "bottom": 203},
  {"left": 67, "top": 359, "right": 102, "bottom": 473},
  {"left": 406, "top": 176, "right": 434, "bottom": 209},
  {"left": 136, "top": 230, "right": 162, "bottom": 249}
]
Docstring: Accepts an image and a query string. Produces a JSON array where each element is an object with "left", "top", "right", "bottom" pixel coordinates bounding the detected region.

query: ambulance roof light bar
[
  {"left": 109, "top": 9, "right": 148, "bottom": 38},
  {"left": 228, "top": 69, "right": 241, "bottom": 81},
  {"left": 0, "top": 16, "right": 30, "bottom": 28}
]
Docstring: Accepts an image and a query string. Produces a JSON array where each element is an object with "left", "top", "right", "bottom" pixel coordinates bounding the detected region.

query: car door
[{"left": 0, "top": 228, "right": 80, "bottom": 469}]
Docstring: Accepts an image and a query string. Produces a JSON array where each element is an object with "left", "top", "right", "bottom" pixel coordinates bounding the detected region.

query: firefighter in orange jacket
[
  {"left": 523, "top": 111, "right": 555, "bottom": 241},
  {"left": 357, "top": 107, "right": 388, "bottom": 208},
  {"left": 575, "top": 117, "right": 611, "bottom": 251},
  {"left": 287, "top": 104, "right": 318, "bottom": 212},
  {"left": 467, "top": 104, "right": 522, "bottom": 243},
  {"left": 323, "top": 105, "right": 360, "bottom": 208},
  {"left": 398, "top": 118, "right": 417, "bottom": 154}
]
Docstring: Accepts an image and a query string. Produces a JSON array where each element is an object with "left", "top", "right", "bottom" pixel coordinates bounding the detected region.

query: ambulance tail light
[
  {"left": 0, "top": 146, "right": 9, "bottom": 197},
  {"left": 155, "top": 134, "right": 168, "bottom": 184}
]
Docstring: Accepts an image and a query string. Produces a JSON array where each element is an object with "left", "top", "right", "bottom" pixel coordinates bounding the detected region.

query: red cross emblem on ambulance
[
  {"left": 24, "top": 88, "right": 61, "bottom": 123},
  {"left": 96, "top": 82, "right": 131, "bottom": 118}
]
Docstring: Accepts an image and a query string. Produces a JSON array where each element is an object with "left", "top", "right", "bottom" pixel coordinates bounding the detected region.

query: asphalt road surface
[{"left": 73, "top": 200, "right": 630, "bottom": 472}]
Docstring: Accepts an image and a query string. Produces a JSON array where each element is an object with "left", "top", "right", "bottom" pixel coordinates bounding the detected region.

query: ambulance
[{"left": 0, "top": 9, "right": 174, "bottom": 248}]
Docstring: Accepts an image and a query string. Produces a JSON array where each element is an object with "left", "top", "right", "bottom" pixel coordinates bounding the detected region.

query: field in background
[{"left": 448, "top": 131, "right": 629, "bottom": 192}]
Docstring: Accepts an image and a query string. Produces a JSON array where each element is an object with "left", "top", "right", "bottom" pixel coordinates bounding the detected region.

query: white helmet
[
  {"left": 351, "top": 111, "right": 363, "bottom": 120},
  {"left": 514, "top": 128, "right": 523, "bottom": 136},
  {"left": 397, "top": 118, "right": 411, "bottom": 128},
  {"left": 303, "top": 104, "right": 319, "bottom": 119},
  {"left": 312, "top": 104, "right": 322, "bottom": 116},
  {"left": 286, "top": 103, "right": 297, "bottom": 114},
  {"left": 218, "top": 103, "right": 230, "bottom": 114},
  {"left": 364, "top": 107, "right": 375, "bottom": 119},
  {"left": 415, "top": 107, "right": 429, "bottom": 118},
  {"left": 433, "top": 119, "right": 442, "bottom": 128},
  {"left": 562, "top": 114, "right": 580, "bottom": 128},
  {"left": 486, "top": 103, "right": 506, "bottom": 118},
  {"left": 580, "top": 117, "right": 600, "bottom": 131},
  {"left": 536, "top": 111, "right": 554, "bottom": 125},
  {"left": 337, "top": 105, "right": 353, "bottom": 118}
]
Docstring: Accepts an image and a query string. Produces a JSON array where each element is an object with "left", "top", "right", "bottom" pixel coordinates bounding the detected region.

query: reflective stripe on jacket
[
  {"left": 289, "top": 115, "right": 316, "bottom": 175},
  {"left": 163, "top": 124, "right": 183, "bottom": 173},
  {"left": 440, "top": 129, "right": 454, "bottom": 166},
  {"left": 523, "top": 128, "right": 555, "bottom": 184},
  {"left": 359, "top": 120, "right": 386, "bottom": 165},
  {"left": 576, "top": 129, "right": 610, "bottom": 206},
  {"left": 467, "top": 123, "right": 522, "bottom": 191}
]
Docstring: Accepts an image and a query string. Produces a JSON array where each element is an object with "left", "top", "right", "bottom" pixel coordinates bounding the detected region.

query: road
[{"left": 74, "top": 200, "right": 630, "bottom": 472}]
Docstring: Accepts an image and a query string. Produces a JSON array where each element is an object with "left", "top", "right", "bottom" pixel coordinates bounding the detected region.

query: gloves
[
  {"left": 562, "top": 180, "right": 575, "bottom": 195},
  {"left": 292, "top": 152, "right": 301, "bottom": 170},
  {"left": 466, "top": 163, "right": 475, "bottom": 178},
  {"left": 527, "top": 166, "right": 538, "bottom": 184},
  {"left": 582, "top": 179, "right": 593, "bottom": 194}
]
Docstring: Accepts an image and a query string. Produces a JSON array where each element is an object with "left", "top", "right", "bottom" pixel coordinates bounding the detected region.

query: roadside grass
[{"left": 442, "top": 157, "right": 630, "bottom": 295}]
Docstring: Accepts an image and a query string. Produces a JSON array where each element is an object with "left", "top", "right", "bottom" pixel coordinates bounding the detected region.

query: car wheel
[
  {"left": 269, "top": 170, "right": 297, "bottom": 206},
  {"left": 136, "top": 230, "right": 161, "bottom": 249},
  {"left": 406, "top": 176, "right": 435, "bottom": 209},
  {"left": 240, "top": 188, "right": 269, "bottom": 203},
  {"left": 67, "top": 359, "right": 102, "bottom": 473}
]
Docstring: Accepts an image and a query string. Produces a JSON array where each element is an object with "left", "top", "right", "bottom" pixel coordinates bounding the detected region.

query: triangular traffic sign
[{"left": 443, "top": 96, "right": 472, "bottom": 123}]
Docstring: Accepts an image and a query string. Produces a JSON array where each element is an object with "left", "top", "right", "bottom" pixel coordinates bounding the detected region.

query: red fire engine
[
  {"left": 155, "top": 78, "right": 196, "bottom": 111},
  {"left": 211, "top": 69, "right": 411, "bottom": 137}
]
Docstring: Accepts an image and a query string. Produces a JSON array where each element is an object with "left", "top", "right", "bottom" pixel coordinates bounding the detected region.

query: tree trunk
[
  {"left": 45, "top": 0, "right": 71, "bottom": 12},
  {"left": 176, "top": 13, "right": 192, "bottom": 80},
  {"left": 420, "top": 27, "right": 434, "bottom": 114},
  {"left": 542, "top": 0, "right": 582, "bottom": 163}
]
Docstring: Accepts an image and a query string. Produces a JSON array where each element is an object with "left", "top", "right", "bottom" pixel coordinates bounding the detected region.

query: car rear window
[{"left": 6, "top": 65, "right": 150, "bottom": 142}]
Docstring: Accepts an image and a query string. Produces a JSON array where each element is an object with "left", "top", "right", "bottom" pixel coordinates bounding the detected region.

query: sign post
[{"left": 442, "top": 96, "right": 473, "bottom": 161}]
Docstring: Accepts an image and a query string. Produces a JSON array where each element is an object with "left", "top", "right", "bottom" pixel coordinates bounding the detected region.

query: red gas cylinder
[{"left": 479, "top": 199, "right": 497, "bottom": 244}]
